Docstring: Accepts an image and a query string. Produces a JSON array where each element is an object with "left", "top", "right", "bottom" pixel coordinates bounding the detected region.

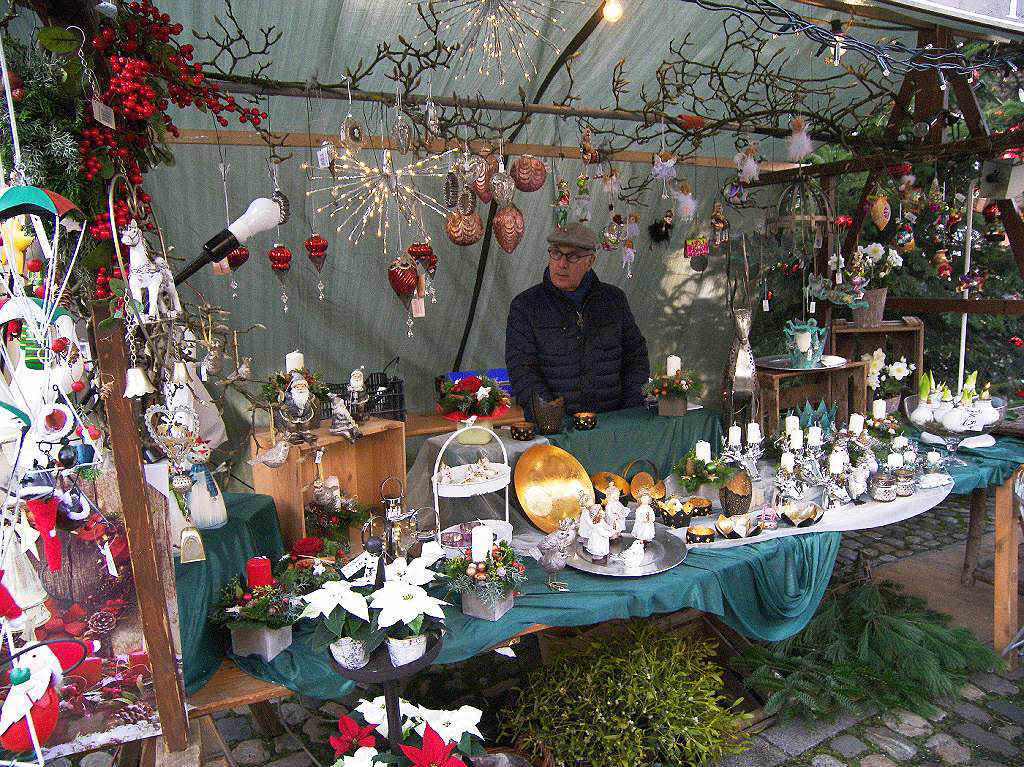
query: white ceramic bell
[{"left": 124, "top": 366, "right": 156, "bottom": 398}]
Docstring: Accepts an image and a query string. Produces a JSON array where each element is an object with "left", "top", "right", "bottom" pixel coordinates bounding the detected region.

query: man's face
[{"left": 548, "top": 243, "right": 596, "bottom": 291}]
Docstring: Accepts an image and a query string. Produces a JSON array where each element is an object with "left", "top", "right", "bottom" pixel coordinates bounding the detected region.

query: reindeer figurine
[{"left": 123, "top": 219, "right": 181, "bottom": 323}]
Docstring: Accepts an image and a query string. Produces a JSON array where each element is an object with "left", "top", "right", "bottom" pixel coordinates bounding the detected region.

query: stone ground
[{"left": 59, "top": 493, "right": 1024, "bottom": 767}]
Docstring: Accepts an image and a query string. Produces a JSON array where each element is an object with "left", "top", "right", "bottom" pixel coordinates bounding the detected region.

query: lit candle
[
  {"left": 790, "top": 429, "right": 804, "bottom": 451},
  {"left": 728, "top": 424, "right": 742, "bottom": 446},
  {"left": 471, "top": 524, "right": 494, "bottom": 563},
  {"left": 887, "top": 453, "right": 904, "bottom": 469},
  {"left": 892, "top": 435, "right": 909, "bottom": 451},
  {"left": 872, "top": 399, "right": 887, "bottom": 420},
  {"left": 285, "top": 349, "right": 305, "bottom": 372},
  {"left": 807, "top": 426, "right": 822, "bottom": 447},
  {"left": 848, "top": 413, "right": 864, "bottom": 435},
  {"left": 784, "top": 415, "right": 800, "bottom": 434},
  {"left": 927, "top": 450, "right": 941, "bottom": 466},
  {"left": 780, "top": 452, "right": 795, "bottom": 473},
  {"left": 828, "top": 452, "right": 845, "bottom": 475},
  {"left": 695, "top": 440, "right": 712, "bottom": 464},
  {"left": 747, "top": 422, "right": 762, "bottom": 443},
  {"left": 666, "top": 355, "right": 681, "bottom": 377},
  {"left": 903, "top": 450, "right": 916, "bottom": 465},
  {"left": 246, "top": 557, "right": 273, "bottom": 588}
]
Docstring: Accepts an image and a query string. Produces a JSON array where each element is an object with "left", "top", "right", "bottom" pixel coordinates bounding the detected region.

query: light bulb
[
  {"left": 603, "top": 0, "right": 623, "bottom": 23},
  {"left": 227, "top": 197, "right": 281, "bottom": 243}
]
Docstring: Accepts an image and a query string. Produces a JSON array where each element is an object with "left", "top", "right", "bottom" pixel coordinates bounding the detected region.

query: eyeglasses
[{"left": 548, "top": 248, "right": 594, "bottom": 263}]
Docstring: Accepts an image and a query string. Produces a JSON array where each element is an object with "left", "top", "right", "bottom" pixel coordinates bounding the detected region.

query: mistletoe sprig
[
  {"left": 441, "top": 540, "right": 527, "bottom": 607},
  {"left": 673, "top": 450, "right": 735, "bottom": 494},
  {"left": 209, "top": 577, "right": 300, "bottom": 630}
]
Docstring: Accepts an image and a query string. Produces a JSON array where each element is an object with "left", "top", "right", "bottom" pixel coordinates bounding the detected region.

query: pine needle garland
[{"left": 733, "top": 579, "right": 1002, "bottom": 720}]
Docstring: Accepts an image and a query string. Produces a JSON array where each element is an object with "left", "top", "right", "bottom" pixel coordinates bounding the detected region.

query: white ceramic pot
[
  {"left": 330, "top": 637, "right": 369, "bottom": 669},
  {"left": 230, "top": 624, "right": 292, "bottom": 663},
  {"left": 387, "top": 634, "right": 427, "bottom": 667}
]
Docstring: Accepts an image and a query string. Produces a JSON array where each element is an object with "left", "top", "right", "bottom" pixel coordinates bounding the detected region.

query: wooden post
[
  {"left": 92, "top": 305, "right": 190, "bottom": 750},
  {"left": 994, "top": 472, "right": 1020, "bottom": 670},
  {"left": 962, "top": 488, "right": 987, "bottom": 586}
]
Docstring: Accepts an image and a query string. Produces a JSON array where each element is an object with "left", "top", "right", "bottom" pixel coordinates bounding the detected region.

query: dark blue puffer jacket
[{"left": 505, "top": 268, "right": 650, "bottom": 419}]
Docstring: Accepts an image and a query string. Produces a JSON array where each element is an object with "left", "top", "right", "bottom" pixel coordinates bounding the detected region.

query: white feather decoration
[
  {"left": 673, "top": 181, "right": 698, "bottom": 220},
  {"left": 788, "top": 117, "right": 813, "bottom": 162},
  {"left": 735, "top": 145, "right": 760, "bottom": 184}
]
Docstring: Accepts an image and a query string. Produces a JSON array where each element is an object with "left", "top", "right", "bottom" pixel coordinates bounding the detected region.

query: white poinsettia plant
[
  {"left": 348, "top": 695, "right": 486, "bottom": 754},
  {"left": 861, "top": 348, "right": 916, "bottom": 397},
  {"left": 371, "top": 543, "right": 448, "bottom": 640},
  {"left": 300, "top": 577, "right": 389, "bottom": 651}
]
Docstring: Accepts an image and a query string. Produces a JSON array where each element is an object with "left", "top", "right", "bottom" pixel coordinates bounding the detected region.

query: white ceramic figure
[
  {"left": 186, "top": 440, "right": 227, "bottom": 529},
  {"left": 620, "top": 539, "right": 646, "bottom": 570},
  {"left": 585, "top": 512, "right": 613, "bottom": 560},
  {"left": 123, "top": 218, "right": 182, "bottom": 322},
  {"left": 631, "top": 491, "right": 656, "bottom": 543},
  {"left": 604, "top": 482, "right": 627, "bottom": 538},
  {"left": 576, "top": 492, "right": 594, "bottom": 540}
]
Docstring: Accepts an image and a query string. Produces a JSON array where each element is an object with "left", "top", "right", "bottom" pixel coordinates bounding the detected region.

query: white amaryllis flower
[
  {"left": 887, "top": 249, "right": 903, "bottom": 268},
  {"left": 413, "top": 704, "right": 484, "bottom": 745},
  {"left": 299, "top": 580, "right": 369, "bottom": 622},
  {"left": 337, "top": 747, "right": 378, "bottom": 767},
  {"left": 355, "top": 696, "right": 420, "bottom": 739},
  {"left": 828, "top": 252, "right": 844, "bottom": 272},
  {"left": 475, "top": 386, "right": 492, "bottom": 401},
  {"left": 888, "top": 359, "right": 912, "bottom": 381},
  {"left": 866, "top": 373, "right": 880, "bottom": 390},
  {"left": 369, "top": 581, "right": 447, "bottom": 628},
  {"left": 385, "top": 556, "right": 436, "bottom": 587},
  {"left": 865, "top": 242, "right": 885, "bottom": 263}
]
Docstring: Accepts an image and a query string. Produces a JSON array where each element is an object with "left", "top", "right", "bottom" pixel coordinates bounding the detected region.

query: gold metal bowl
[
  {"left": 514, "top": 444, "right": 594, "bottom": 533},
  {"left": 686, "top": 526, "right": 716, "bottom": 544}
]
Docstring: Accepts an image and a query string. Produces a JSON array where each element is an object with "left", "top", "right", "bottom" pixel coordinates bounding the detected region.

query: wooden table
[
  {"left": 405, "top": 405, "right": 525, "bottom": 438},
  {"left": 755, "top": 360, "right": 868, "bottom": 435},
  {"left": 994, "top": 468, "right": 1023, "bottom": 669}
]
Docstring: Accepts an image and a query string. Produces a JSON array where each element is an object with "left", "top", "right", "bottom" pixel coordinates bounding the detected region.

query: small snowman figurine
[
  {"left": 576, "top": 491, "right": 595, "bottom": 541},
  {"left": 585, "top": 509, "right": 614, "bottom": 563},
  {"left": 631, "top": 490, "right": 656, "bottom": 543},
  {"left": 604, "top": 481, "right": 627, "bottom": 539}
]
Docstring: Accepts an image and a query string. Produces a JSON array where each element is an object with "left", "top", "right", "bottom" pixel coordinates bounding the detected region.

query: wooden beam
[
  {"left": 994, "top": 471, "right": 1020, "bottom": 670},
  {"left": 92, "top": 304, "right": 190, "bottom": 751},
  {"left": 795, "top": 0, "right": 1015, "bottom": 41},
  {"left": 885, "top": 297, "right": 1024, "bottom": 315},
  {"left": 167, "top": 129, "right": 796, "bottom": 170}
]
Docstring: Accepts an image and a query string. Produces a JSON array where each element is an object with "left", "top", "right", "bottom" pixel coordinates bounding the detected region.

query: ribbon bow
[{"left": 190, "top": 464, "right": 219, "bottom": 497}]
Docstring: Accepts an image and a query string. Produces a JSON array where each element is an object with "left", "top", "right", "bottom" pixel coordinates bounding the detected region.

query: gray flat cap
[{"left": 546, "top": 222, "right": 597, "bottom": 251}]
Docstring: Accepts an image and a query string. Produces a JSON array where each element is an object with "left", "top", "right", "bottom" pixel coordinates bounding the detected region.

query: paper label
[
  {"left": 341, "top": 551, "right": 371, "bottom": 578},
  {"left": 809, "top": 300, "right": 817, "bottom": 313},
  {"left": 92, "top": 99, "right": 115, "bottom": 129},
  {"left": 411, "top": 297, "right": 425, "bottom": 318},
  {"left": 762, "top": 298, "right": 770, "bottom": 312},
  {"left": 316, "top": 146, "right": 331, "bottom": 169},
  {"left": 314, "top": 448, "right": 323, "bottom": 464},
  {"left": 101, "top": 541, "right": 118, "bottom": 577},
  {"left": 835, "top": 271, "right": 843, "bottom": 284},
  {"left": 200, "top": 363, "right": 208, "bottom": 381}
]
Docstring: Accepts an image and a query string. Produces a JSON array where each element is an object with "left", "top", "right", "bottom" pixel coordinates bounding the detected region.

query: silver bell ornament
[{"left": 171, "top": 472, "right": 194, "bottom": 493}]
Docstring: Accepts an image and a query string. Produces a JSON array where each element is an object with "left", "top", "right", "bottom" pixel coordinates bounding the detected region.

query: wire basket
[{"left": 319, "top": 358, "right": 407, "bottom": 422}]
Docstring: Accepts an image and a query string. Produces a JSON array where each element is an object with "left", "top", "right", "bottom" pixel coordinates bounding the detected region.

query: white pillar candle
[
  {"left": 891, "top": 435, "right": 909, "bottom": 451},
  {"left": 747, "top": 422, "right": 762, "bottom": 443},
  {"left": 828, "top": 452, "right": 846, "bottom": 475},
  {"left": 903, "top": 450, "right": 916, "bottom": 465},
  {"left": 927, "top": 450, "right": 941, "bottom": 466},
  {"left": 887, "top": 453, "right": 904, "bottom": 469},
  {"left": 666, "top": 355, "right": 681, "bottom": 377},
  {"left": 807, "top": 426, "right": 822, "bottom": 447},
  {"left": 872, "top": 399, "right": 887, "bottom": 420},
  {"left": 728, "top": 424, "right": 742, "bottom": 446},
  {"left": 784, "top": 415, "right": 800, "bottom": 434},
  {"left": 695, "top": 440, "right": 712, "bottom": 463},
  {"left": 789, "top": 429, "right": 804, "bottom": 451},
  {"left": 780, "top": 452, "right": 796, "bottom": 473},
  {"left": 848, "top": 413, "right": 864, "bottom": 435},
  {"left": 471, "top": 524, "right": 494, "bottom": 563},
  {"left": 286, "top": 349, "right": 305, "bottom": 372},
  {"left": 795, "top": 331, "right": 812, "bottom": 353}
]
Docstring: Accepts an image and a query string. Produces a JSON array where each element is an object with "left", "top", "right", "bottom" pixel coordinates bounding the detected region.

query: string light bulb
[{"left": 603, "top": 0, "right": 623, "bottom": 23}]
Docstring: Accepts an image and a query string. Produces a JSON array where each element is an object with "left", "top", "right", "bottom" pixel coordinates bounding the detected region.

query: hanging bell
[
  {"left": 179, "top": 526, "right": 206, "bottom": 563},
  {"left": 124, "top": 366, "right": 156, "bottom": 398},
  {"left": 171, "top": 361, "right": 189, "bottom": 386}
]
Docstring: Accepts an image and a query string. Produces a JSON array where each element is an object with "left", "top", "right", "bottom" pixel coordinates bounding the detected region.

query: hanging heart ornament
[
  {"left": 494, "top": 204, "right": 525, "bottom": 253},
  {"left": 388, "top": 255, "right": 419, "bottom": 297},
  {"left": 511, "top": 154, "right": 547, "bottom": 192},
  {"left": 446, "top": 211, "right": 484, "bottom": 246}
]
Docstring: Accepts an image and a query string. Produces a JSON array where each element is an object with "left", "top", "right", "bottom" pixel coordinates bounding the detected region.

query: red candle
[{"left": 246, "top": 557, "right": 273, "bottom": 588}]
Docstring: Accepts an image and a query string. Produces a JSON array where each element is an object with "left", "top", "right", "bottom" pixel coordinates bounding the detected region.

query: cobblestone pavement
[{"left": 56, "top": 493, "right": 1024, "bottom": 767}]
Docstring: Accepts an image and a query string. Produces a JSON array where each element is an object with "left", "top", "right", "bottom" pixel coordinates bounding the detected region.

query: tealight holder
[
  {"left": 894, "top": 467, "right": 916, "bottom": 497},
  {"left": 572, "top": 411, "right": 597, "bottom": 430},
  {"left": 870, "top": 472, "right": 898, "bottom": 503}
]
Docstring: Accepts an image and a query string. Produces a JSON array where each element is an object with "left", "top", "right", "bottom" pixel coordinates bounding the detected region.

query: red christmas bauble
[
  {"left": 33, "top": 286, "right": 44, "bottom": 299},
  {"left": 25, "top": 258, "right": 43, "bottom": 273},
  {"left": 304, "top": 234, "right": 328, "bottom": 271},
  {"left": 407, "top": 243, "right": 436, "bottom": 276},
  {"left": 50, "top": 337, "right": 69, "bottom": 354},
  {"left": 71, "top": 381, "right": 85, "bottom": 393},
  {"left": 387, "top": 257, "right": 418, "bottom": 297},
  {"left": 268, "top": 244, "right": 292, "bottom": 272},
  {"left": 227, "top": 245, "right": 250, "bottom": 270}
]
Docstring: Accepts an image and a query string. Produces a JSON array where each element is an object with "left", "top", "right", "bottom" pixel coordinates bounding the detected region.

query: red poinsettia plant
[
  {"left": 437, "top": 374, "right": 510, "bottom": 419},
  {"left": 400, "top": 724, "right": 468, "bottom": 767},
  {"left": 330, "top": 715, "right": 378, "bottom": 758}
]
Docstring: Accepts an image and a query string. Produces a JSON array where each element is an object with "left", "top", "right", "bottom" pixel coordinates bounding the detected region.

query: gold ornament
[
  {"left": 511, "top": 154, "right": 547, "bottom": 192},
  {"left": 446, "top": 210, "right": 484, "bottom": 246},
  {"left": 869, "top": 195, "right": 891, "bottom": 230},
  {"left": 473, "top": 153, "right": 499, "bottom": 203}
]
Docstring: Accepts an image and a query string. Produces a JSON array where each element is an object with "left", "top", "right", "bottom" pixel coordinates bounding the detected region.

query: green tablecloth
[
  {"left": 176, "top": 493, "right": 284, "bottom": 695},
  {"left": 545, "top": 406, "right": 723, "bottom": 479},
  {"left": 232, "top": 531, "right": 840, "bottom": 699},
  {"left": 946, "top": 436, "right": 1024, "bottom": 496}
]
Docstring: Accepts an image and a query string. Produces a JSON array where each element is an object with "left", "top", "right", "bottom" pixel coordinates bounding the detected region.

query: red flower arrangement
[
  {"left": 330, "top": 715, "right": 377, "bottom": 757},
  {"left": 437, "top": 374, "right": 510, "bottom": 421}
]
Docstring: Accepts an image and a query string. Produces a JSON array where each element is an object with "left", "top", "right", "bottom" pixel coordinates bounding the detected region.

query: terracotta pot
[
  {"left": 850, "top": 287, "right": 887, "bottom": 327},
  {"left": 494, "top": 204, "right": 525, "bottom": 253},
  {"left": 446, "top": 211, "right": 484, "bottom": 246},
  {"left": 511, "top": 154, "right": 547, "bottom": 192}
]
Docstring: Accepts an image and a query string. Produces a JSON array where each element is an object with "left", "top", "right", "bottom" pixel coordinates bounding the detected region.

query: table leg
[
  {"left": 994, "top": 475, "right": 1019, "bottom": 669},
  {"left": 962, "top": 488, "right": 988, "bottom": 586}
]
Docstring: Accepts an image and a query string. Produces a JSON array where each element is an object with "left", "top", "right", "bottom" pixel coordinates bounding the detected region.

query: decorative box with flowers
[
  {"left": 210, "top": 577, "right": 302, "bottom": 662},
  {"left": 441, "top": 541, "right": 527, "bottom": 621},
  {"left": 437, "top": 374, "right": 510, "bottom": 421},
  {"left": 860, "top": 348, "right": 916, "bottom": 411},
  {"left": 328, "top": 696, "right": 486, "bottom": 767},
  {"left": 643, "top": 368, "right": 704, "bottom": 416},
  {"left": 673, "top": 450, "right": 735, "bottom": 495}
]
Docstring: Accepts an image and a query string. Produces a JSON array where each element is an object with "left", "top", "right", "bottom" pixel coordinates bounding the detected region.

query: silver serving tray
[
  {"left": 755, "top": 354, "right": 848, "bottom": 372},
  {"left": 567, "top": 523, "right": 686, "bottom": 577}
]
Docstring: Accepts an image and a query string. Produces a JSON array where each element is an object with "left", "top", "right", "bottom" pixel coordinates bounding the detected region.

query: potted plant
[
  {"left": 440, "top": 541, "right": 528, "bottom": 622},
  {"left": 301, "top": 578, "right": 381, "bottom": 669},
  {"left": 643, "top": 368, "right": 704, "bottom": 416},
  {"left": 209, "top": 577, "right": 300, "bottom": 662},
  {"left": 369, "top": 577, "right": 447, "bottom": 666},
  {"left": 843, "top": 241, "right": 904, "bottom": 326},
  {"left": 860, "top": 348, "right": 916, "bottom": 414}
]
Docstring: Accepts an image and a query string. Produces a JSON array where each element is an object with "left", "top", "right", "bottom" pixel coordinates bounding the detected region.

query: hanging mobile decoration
[
  {"left": 511, "top": 154, "right": 547, "bottom": 192},
  {"left": 651, "top": 119, "right": 676, "bottom": 199},
  {"left": 268, "top": 243, "right": 292, "bottom": 311},
  {"left": 788, "top": 117, "right": 813, "bottom": 162},
  {"left": 552, "top": 176, "right": 571, "bottom": 228},
  {"left": 648, "top": 208, "right": 674, "bottom": 244},
  {"left": 869, "top": 195, "right": 891, "bottom": 230},
  {"left": 338, "top": 78, "right": 365, "bottom": 153},
  {"left": 625, "top": 213, "right": 640, "bottom": 240},
  {"left": 446, "top": 209, "right": 484, "bottom": 246},
  {"left": 301, "top": 93, "right": 330, "bottom": 301},
  {"left": 425, "top": 77, "right": 440, "bottom": 137},
  {"left": 580, "top": 126, "right": 602, "bottom": 165},
  {"left": 443, "top": 167, "right": 460, "bottom": 209},
  {"left": 673, "top": 180, "right": 698, "bottom": 221},
  {"left": 304, "top": 234, "right": 329, "bottom": 300},
  {"left": 572, "top": 174, "right": 592, "bottom": 222},
  {"left": 733, "top": 141, "right": 761, "bottom": 184},
  {"left": 602, "top": 209, "right": 624, "bottom": 250},
  {"left": 710, "top": 201, "right": 730, "bottom": 246}
]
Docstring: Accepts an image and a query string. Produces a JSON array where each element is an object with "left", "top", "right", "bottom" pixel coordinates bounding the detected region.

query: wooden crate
[
  {"left": 250, "top": 418, "right": 406, "bottom": 547},
  {"left": 828, "top": 316, "right": 924, "bottom": 391},
  {"left": 756, "top": 360, "right": 868, "bottom": 436}
]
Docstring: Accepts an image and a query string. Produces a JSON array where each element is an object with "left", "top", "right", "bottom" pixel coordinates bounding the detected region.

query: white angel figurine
[
  {"left": 604, "top": 482, "right": 627, "bottom": 538},
  {"left": 585, "top": 510, "right": 613, "bottom": 562},
  {"left": 576, "top": 492, "right": 594, "bottom": 540},
  {"left": 631, "top": 491, "right": 656, "bottom": 543}
]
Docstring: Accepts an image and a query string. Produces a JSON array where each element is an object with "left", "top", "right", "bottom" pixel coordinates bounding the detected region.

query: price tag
[
  {"left": 314, "top": 448, "right": 323, "bottom": 464},
  {"left": 92, "top": 99, "right": 115, "bottom": 129},
  {"left": 411, "top": 297, "right": 425, "bottom": 318},
  {"left": 762, "top": 298, "right": 770, "bottom": 312},
  {"left": 809, "top": 300, "right": 817, "bottom": 313},
  {"left": 341, "top": 551, "right": 371, "bottom": 578},
  {"left": 316, "top": 146, "right": 332, "bottom": 169},
  {"left": 200, "top": 363, "right": 208, "bottom": 382},
  {"left": 835, "top": 271, "right": 843, "bottom": 284}
]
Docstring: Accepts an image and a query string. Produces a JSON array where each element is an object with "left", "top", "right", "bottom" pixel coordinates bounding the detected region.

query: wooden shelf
[
  {"left": 756, "top": 360, "right": 868, "bottom": 435},
  {"left": 186, "top": 660, "right": 290, "bottom": 718},
  {"left": 828, "top": 316, "right": 924, "bottom": 391},
  {"left": 405, "top": 405, "right": 525, "bottom": 438}
]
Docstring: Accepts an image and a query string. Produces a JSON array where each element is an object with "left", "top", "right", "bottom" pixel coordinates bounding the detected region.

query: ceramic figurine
[
  {"left": 585, "top": 510, "right": 613, "bottom": 563},
  {"left": 847, "top": 462, "right": 870, "bottom": 501},
  {"left": 346, "top": 367, "right": 369, "bottom": 423},
  {"left": 278, "top": 372, "right": 318, "bottom": 444},
  {"left": 328, "top": 393, "right": 362, "bottom": 443},
  {"left": 532, "top": 518, "right": 577, "bottom": 591},
  {"left": 620, "top": 540, "right": 646, "bottom": 570},
  {"left": 186, "top": 440, "right": 227, "bottom": 529},
  {"left": 603, "top": 482, "right": 627, "bottom": 538},
  {"left": 783, "top": 318, "right": 828, "bottom": 369},
  {"left": 576, "top": 491, "right": 594, "bottom": 540},
  {"left": 123, "top": 218, "right": 181, "bottom": 323},
  {"left": 631, "top": 491, "right": 656, "bottom": 543},
  {"left": 710, "top": 201, "right": 729, "bottom": 245}
]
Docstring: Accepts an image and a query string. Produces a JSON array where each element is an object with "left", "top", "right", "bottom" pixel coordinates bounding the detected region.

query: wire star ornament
[
  {"left": 425, "top": 0, "right": 582, "bottom": 85},
  {"left": 307, "top": 145, "right": 456, "bottom": 257}
]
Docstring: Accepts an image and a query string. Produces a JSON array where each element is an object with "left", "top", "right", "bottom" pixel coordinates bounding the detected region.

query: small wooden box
[
  {"left": 828, "top": 316, "right": 924, "bottom": 392},
  {"left": 755, "top": 360, "right": 868, "bottom": 436},
  {"left": 250, "top": 418, "right": 406, "bottom": 548}
]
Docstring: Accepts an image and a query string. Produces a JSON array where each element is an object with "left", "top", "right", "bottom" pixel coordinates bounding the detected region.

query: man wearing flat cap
[{"left": 505, "top": 222, "right": 650, "bottom": 419}]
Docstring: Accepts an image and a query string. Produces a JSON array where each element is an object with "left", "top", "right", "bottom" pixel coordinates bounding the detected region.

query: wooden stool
[
  {"left": 828, "top": 317, "right": 924, "bottom": 392},
  {"left": 756, "top": 360, "right": 868, "bottom": 435}
]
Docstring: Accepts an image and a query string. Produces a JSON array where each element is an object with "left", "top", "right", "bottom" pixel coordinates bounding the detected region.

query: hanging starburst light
[
  {"left": 427, "top": 0, "right": 582, "bottom": 85},
  {"left": 308, "top": 145, "right": 455, "bottom": 257}
]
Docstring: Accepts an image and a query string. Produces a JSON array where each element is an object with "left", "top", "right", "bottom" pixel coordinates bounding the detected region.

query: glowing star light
[{"left": 427, "top": 0, "right": 582, "bottom": 85}]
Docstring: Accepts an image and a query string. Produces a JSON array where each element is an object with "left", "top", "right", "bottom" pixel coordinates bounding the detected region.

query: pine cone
[{"left": 114, "top": 702, "right": 155, "bottom": 725}]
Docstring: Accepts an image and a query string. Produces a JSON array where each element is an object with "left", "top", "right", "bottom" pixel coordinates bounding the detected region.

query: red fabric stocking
[
  {"left": 26, "top": 498, "right": 60, "bottom": 571},
  {"left": 0, "top": 574, "right": 22, "bottom": 621}
]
